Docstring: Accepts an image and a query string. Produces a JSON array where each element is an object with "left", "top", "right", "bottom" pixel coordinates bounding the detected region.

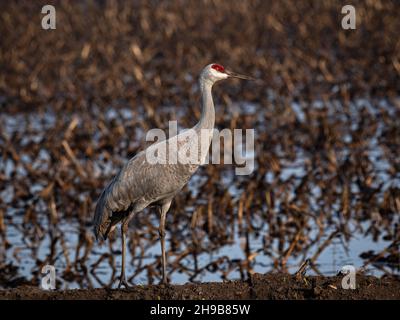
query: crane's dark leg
[
  {"left": 159, "top": 208, "right": 167, "bottom": 284},
  {"left": 118, "top": 222, "right": 130, "bottom": 289},
  {"left": 158, "top": 201, "right": 171, "bottom": 285}
]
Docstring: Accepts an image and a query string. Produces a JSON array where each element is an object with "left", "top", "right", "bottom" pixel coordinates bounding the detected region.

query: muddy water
[{"left": 0, "top": 97, "right": 399, "bottom": 289}]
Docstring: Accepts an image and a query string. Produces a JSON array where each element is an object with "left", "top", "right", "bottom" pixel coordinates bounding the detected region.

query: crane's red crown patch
[{"left": 211, "top": 64, "right": 225, "bottom": 73}]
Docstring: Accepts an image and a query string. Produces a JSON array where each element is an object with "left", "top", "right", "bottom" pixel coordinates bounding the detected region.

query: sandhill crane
[{"left": 93, "top": 63, "right": 253, "bottom": 288}]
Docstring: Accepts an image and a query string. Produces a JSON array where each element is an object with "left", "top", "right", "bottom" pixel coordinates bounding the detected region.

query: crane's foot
[
  {"left": 159, "top": 276, "right": 170, "bottom": 286},
  {"left": 117, "top": 276, "right": 131, "bottom": 289}
]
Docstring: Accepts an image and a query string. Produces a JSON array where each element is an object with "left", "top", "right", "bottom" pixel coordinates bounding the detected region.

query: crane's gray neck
[{"left": 195, "top": 78, "right": 215, "bottom": 131}]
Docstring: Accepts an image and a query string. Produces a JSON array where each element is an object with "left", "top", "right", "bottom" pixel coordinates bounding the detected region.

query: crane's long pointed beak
[{"left": 226, "top": 70, "right": 255, "bottom": 81}]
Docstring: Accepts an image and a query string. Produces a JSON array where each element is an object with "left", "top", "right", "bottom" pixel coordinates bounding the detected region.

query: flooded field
[
  {"left": 1, "top": 96, "right": 399, "bottom": 289},
  {"left": 0, "top": 1, "right": 399, "bottom": 291}
]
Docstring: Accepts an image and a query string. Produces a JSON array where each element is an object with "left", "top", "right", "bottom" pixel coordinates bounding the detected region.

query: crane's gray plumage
[
  {"left": 93, "top": 147, "right": 199, "bottom": 240},
  {"left": 93, "top": 63, "right": 252, "bottom": 287}
]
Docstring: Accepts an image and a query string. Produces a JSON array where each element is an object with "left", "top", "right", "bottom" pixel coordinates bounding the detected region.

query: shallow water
[{"left": 2, "top": 212, "right": 396, "bottom": 289}]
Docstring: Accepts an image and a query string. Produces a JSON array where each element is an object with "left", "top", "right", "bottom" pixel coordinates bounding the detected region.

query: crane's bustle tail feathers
[
  {"left": 93, "top": 184, "right": 132, "bottom": 242},
  {"left": 93, "top": 187, "right": 116, "bottom": 242}
]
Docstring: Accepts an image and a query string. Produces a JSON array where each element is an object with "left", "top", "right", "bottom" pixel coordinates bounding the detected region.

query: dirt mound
[{"left": 1, "top": 273, "right": 399, "bottom": 300}]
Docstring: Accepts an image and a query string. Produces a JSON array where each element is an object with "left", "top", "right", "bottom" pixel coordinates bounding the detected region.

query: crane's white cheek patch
[{"left": 209, "top": 69, "right": 228, "bottom": 81}]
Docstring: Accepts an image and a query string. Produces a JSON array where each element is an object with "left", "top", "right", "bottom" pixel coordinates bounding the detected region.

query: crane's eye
[{"left": 211, "top": 64, "right": 225, "bottom": 73}]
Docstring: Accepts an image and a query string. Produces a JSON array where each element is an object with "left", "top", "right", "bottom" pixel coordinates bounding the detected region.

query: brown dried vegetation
[{"left": 0, "top": 0, "right": 399, "bottom": 289}]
